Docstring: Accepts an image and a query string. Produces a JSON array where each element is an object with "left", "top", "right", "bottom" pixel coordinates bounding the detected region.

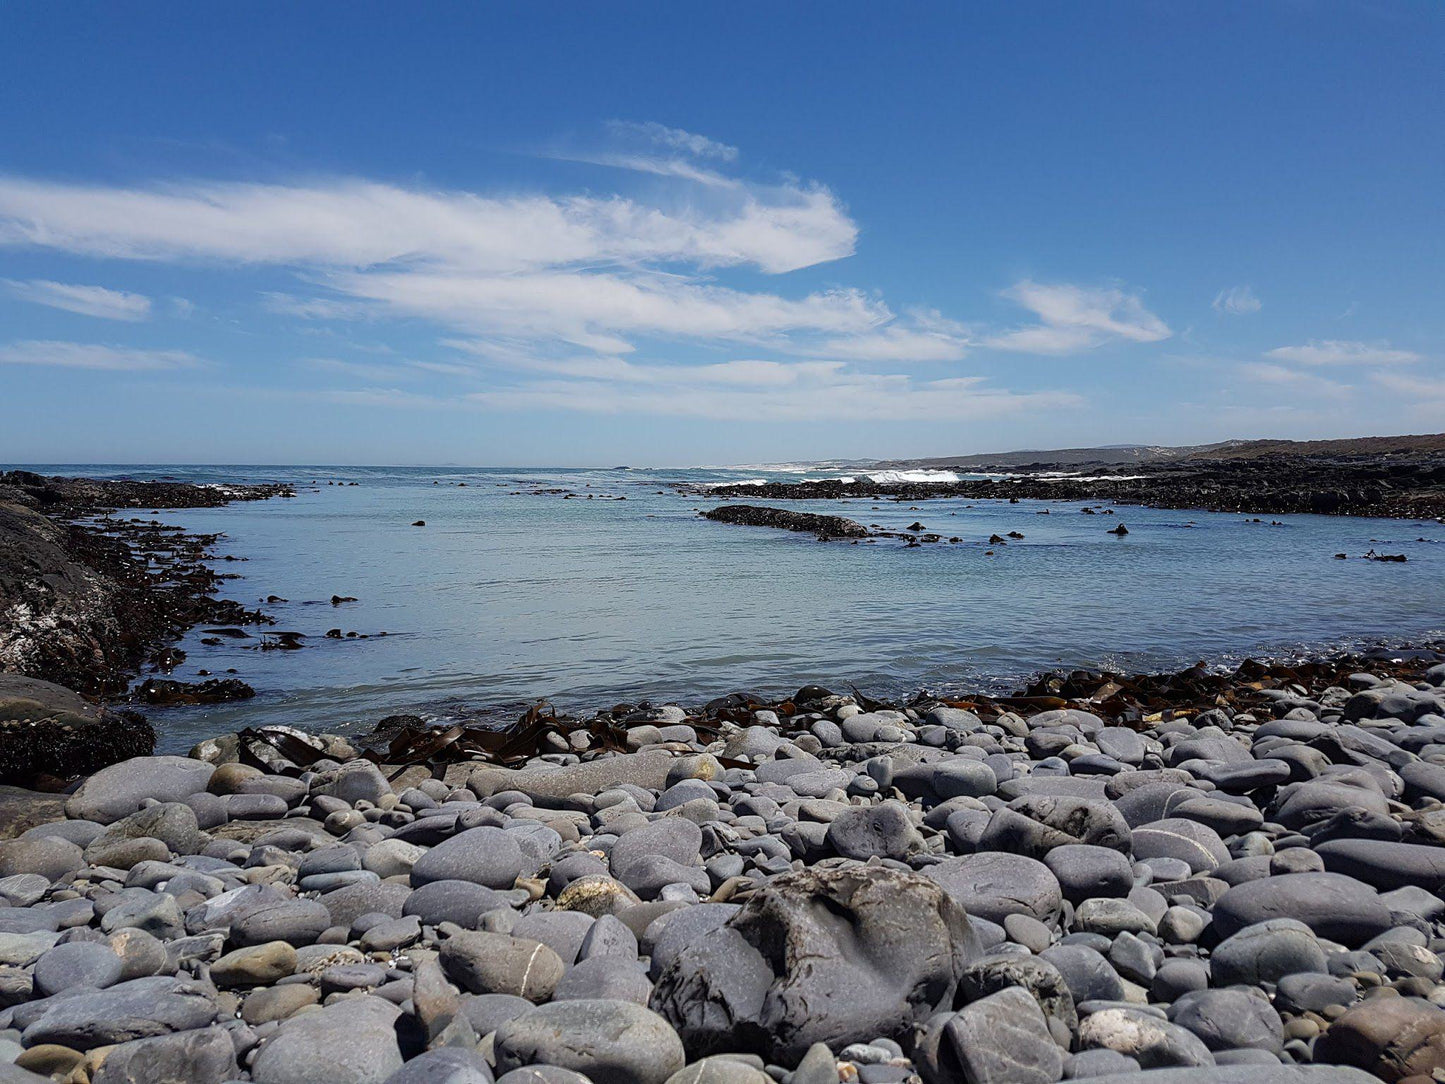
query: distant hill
[{"left": 880, "top": 434, "right": 1445, "bottom": 471}]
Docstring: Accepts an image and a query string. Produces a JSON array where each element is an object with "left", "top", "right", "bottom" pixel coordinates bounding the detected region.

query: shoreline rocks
[{"left": 0, "top": 651, "right": 1437, "bottom": 1079}]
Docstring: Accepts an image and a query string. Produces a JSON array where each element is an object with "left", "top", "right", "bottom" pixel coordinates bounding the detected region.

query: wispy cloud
[
  {"left": 0, "top": 339, "right": 200, "bottom": 370},
  {"left": 1237, "top": 361, "right": 1351, "bottom": 398},
  {"left": 0, "top": 174, "right": 853, "bottom": 275},
  {"left": 1373, "top": 371, "right": 1445, "bottom": 399},
  {"left": 605, "top": 121, "right": 739, "bottom": 162},
  {"left": 465, "top": 367, "right": 1080, "bottom": 422},
  {"left": 4, "top": 279, "right": 151, "bottom": 321},
  {"left": 982, "top": 280, "right": 1172, "bottom": 355},
  {"left": 1265, "top": 339, "right": 1421, "bottom": 366},
  {"left": 1212, "top": 285, "right": 1261, "bottom": 315}
]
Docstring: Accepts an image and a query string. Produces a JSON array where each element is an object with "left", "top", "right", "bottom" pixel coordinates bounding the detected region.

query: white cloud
[
  {"left": 983, "top": 280, "right": 1171, "bottom": 354},
  {"left": 333, "top": 270, "right": 887, "bottom": 353},
  {"left": 0, "top": 339, "right": 199, "bottom": 370},
  {"left": 1213, "top": 285, "right": 1261, "bottom": 315},
  {"left": 1265, "top": 340, "right": 1421, "bottom": 366},
  {"left": 1373, "top": 371, "right": 1445, "bottom": 399},
  {"left": 465, "top": 368, "right": 1079, "bottom": 422},
  {"left": 4, "top": 279, "right": 151, "bottom": 321},
  {"left": 605, "top": 120, "right": 739, "bottom": 162},
  {"left": 1237, "top": 361, "right": 1351, "bottom": 398},
  {"left": 0, "top": 175, "right": 853, "bottom": 275}
]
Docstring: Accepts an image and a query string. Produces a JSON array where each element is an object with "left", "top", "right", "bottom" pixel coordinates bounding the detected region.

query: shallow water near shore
[{"left": 21, "top": 463, "right": 1445, "bottom": 751}]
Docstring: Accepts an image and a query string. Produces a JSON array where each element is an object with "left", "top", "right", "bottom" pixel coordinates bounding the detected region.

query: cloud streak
[
  {"left": 4, "top": 279, "right": 151, "bottom": 321},
  {"left": 983, "top": 281, "right": 1171, "bottom": 354},
  {"left": 0, "top": 339, "right": 200, "bottom": 371},
  {"left": 1213, "top": 285, "right": 1261, "bottom": 315},
  {"left": 1265, "top": 340, "right": 1421, "bottom": 366}
]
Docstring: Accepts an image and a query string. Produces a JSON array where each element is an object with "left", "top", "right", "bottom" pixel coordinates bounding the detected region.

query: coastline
[
  {"left": 683, "top": 448, "right": 1445, "bottom": 521},
  {"left": 1, "top": 471, "right": 1445, "bottom": 1079}
]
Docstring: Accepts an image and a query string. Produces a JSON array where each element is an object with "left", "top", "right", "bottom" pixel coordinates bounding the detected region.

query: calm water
[{"left": 22, "top": 464, "right": 1445, "bottom": 750}]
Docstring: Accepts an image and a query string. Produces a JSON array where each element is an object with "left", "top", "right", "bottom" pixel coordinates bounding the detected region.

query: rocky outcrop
[
  {"left": 0, "top": 675, "right": 155, "bottom": 786},
  {"left": 701, "top": 504, "right": 870, "bottom": 538}
]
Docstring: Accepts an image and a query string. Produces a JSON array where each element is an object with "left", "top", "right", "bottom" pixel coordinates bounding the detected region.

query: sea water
[{"left": 20, "top": 464, "right": 1445, "bottom": 750}]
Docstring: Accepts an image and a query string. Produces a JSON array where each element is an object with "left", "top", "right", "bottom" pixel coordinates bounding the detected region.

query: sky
[{"left": 1, "top": 2, "right": 1442, "bottom": 466}]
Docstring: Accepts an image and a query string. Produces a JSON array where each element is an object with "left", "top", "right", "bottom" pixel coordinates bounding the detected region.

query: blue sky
[{"left": 1, "top": 2, "right": 1441, "bottom": 466}]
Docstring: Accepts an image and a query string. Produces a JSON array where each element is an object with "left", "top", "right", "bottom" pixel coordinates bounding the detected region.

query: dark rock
[
  {"left": 493, "top": 999, "right": 686, "bottom": 1084},
  {"left": 651, "top": 864, "right": 979, "bottom": 1062}
]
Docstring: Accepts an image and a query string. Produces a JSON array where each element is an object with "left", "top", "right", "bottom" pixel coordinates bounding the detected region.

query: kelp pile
[{"left": 203, "top": 646, "right": 1445, "bottom": 783}]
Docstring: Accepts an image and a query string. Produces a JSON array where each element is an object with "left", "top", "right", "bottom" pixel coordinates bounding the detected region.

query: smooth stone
[
  {"left": 440, "top": 931, "right": 565, "bottom": 1000},
  {"left": 210, "top": 940, "right": 297, "bottom": 986},
  {"left": 1077, "top": 1007, "right": 1215, "bottom": 1069},
  {"left": 1210, "top": 919, "right": 1327, "bottom": 986},
  {"left": 923, "top": 852, "right": 1063, "bottom": 925},
  {"left": 65, "top": 757, "right": 215, "bottom": 824},
  {"left": 381, "top": 1048, "right": 495, "bottom": 1084},
  {"left": 32, "top": 941, "right": 124, "bottom": 997},
  {"left": 1212, "top": 872, "right": 1393, "bottom": 947},
  {"left": 1046, "top": 845, "right": 1135, "bottom": 903},
  {"left": 1315, "top": 839, "right": 1445, "bottom": 893},
  {"left": 1168, "top": 987, "right": 1283, "bottom": 1054},
  {"left": 21, "top": 976, "right": 218, "bottom": 1050},
  {"left": 404, "top": 880, "right": 510, "bottom": 928},
  {"left": 552, "top": 956, "right": 652, "bottom": 1004},
  {"left": 90, "top": 1026, "right": 238, "bottom": 1084},
  {"left": 251, "top": 995, "right": 403, "bottom": 1084},
  {"left": 493, "top": 999, "right": 685, "bottom": 1084},
  {"left": 411, "top": 827, "right": 531, "bottom": 889}
]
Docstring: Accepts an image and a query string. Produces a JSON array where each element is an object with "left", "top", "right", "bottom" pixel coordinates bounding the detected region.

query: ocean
[{"left": 25, "top": 464, "right": 1445, "bottom": 751}]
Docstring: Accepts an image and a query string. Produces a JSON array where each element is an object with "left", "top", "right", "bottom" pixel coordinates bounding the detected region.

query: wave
[{"left": 864, "top": 469, "right": 961, "bottom": 484}]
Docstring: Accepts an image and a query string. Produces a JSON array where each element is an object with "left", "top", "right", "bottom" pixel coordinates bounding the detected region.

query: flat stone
[
  {"left": 32, "top": 941, "right": 124, "bottom": 996},
  {"left": 21, "top": 976, "right": 218, "bottom": 1050}
]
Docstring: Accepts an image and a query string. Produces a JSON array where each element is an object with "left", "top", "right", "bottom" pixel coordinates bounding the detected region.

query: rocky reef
[
  {"left": 0, "top": 472, "right": 289, "bottom": 784},
  {"left": 0, "top": 649, "right": 1440, "bottom": 1082},
  {"left": 690, "top": 449, "right": 1445, "bottom": 520}
]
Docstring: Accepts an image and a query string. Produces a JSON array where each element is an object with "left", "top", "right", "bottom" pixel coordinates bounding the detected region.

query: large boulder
[
  {"left": 651, "top": 864, "right": 980, "bottom": 1062},
  {"left": 250, "top": 995, "right": 403, "bottom": 1084},
  {"left": 493, "top": 999, "right": 685, "bottom": 1084},
  {"left": 0, "top": 675, "right": 155, "bottom": 786},
  {"left": 65, "top": 756, "right": 214, "bottom": 824}
]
